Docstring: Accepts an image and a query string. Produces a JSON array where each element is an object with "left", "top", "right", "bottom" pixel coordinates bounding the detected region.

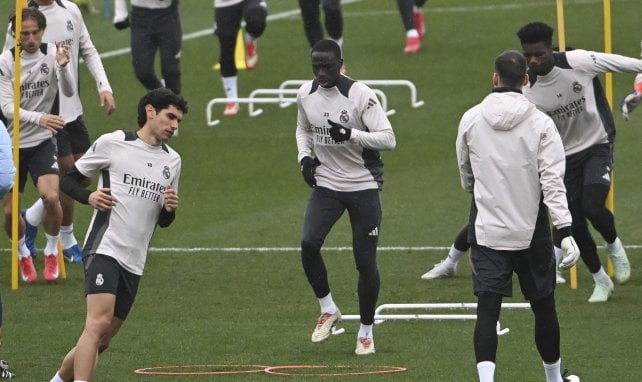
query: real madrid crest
[{"left": 339, "top": 110, "right": 349, "bottom": 124}]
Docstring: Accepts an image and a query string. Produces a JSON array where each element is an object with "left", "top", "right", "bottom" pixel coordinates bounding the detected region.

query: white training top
[
  {"left": 3, "top": 1, "right": 112, "bottom": 123},
  {"left": 0, "top": 43, "right": 74, "bottom": 148},
  {"left": 296, "top": 76, "right": 396, "bottom": 192},
  {"left": 76, "top": 130, "right": 181, "bottom": 275},
  {"left": 523, "top": 49, "right": 642, "bottom": 156}
]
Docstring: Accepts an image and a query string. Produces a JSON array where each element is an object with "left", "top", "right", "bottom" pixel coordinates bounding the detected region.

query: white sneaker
[
  {"left": 355, "top": 337, "right": 375, "bottom": 355},
  {"left": 421, "top": 260, "right": 456, "bottom": 280},
  {"left": 311, "top": 311, "right": 341, "bottom": 343},
  {"left": 588, "top": 277, "right": 614, "bottom": 303},
  {"left": 562, "top": 370, "right": 580, "bottom": 382},
  {"left": 607, "top": 245, "right": 630, "bottom": 284},
  {"left": 556, "top": 270, "right": 567, "bottom": 284}
]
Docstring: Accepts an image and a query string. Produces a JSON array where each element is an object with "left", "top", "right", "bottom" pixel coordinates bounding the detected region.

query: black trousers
[
  {"left": 300, "top": 187, "right": 381, "bottom": 325},
  {"left": 298, "top": 0, "right": 342, "bottom": 48},
  {"left": 130, "top": 3, "right": 182, "bottom": 94}
]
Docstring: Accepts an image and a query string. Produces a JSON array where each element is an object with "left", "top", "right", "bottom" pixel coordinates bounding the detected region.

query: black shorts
[
  {"left": 57, "top": 116, "right": 91, "bottom": 157},
  {"left": 18, "top": 138, "right": 59, "bottom": 193},
  {"left": 564, "top": 143, "right": 613, "bottom": 203},
  {"left": 470, "top": 239, "right": 555, "bottom": 301},
  {"left": 84, "top": 254, "right": 141, "bottom": 320}
]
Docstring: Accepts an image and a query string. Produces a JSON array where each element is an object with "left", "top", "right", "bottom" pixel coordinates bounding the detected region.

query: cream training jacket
[{"left": 456, "top": 89, "right": 572, "bottom": 250}]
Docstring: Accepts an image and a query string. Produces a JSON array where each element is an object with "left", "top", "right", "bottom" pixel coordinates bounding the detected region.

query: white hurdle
[
  {"left": 340, "top": 302, "right": 531, "bottom": 336},
  {"left": 277, "top": 79, "right": 425, "bottom": 109},
  {"left": 206, "top": 88, "right": 392, "bottom": 127}
]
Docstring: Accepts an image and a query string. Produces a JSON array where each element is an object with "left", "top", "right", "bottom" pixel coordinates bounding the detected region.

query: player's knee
[
  {"left": 41, "top": 191, "right": 60, "bottom": 208},
  {"left": 301, "top": 239, "right": 321, "bottom": 258},
  {"left": 243, "top": 5, "right": 267, "bottom": 38}
]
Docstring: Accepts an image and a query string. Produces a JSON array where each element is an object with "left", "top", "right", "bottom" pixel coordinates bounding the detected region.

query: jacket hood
[{"left": 479, "top": 90, "right": 534, "bottom": 131}]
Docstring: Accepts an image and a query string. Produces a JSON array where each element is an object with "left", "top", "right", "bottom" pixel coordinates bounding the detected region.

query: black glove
[
  {"left": 328, "top": 119, "right": 351, "bottom": 143},
  {"left": 114, "top": 17, "right": 130, "bottom": 30},
  {"left": 300, "top": 156, "right": 320, "bottom": 188}
]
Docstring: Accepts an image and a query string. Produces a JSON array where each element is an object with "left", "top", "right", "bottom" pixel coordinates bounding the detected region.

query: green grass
[{"left": 1, "top": 0, "right": 642, "bottom": 380}]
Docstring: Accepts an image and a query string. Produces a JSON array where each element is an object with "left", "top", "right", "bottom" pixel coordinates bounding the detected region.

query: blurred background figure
[
  {"left": 397, "top": 0, "right": 427, "bottom": 54},
  {"left": 298, "top": 0, "right": 344, "bottom": 73},
  {"left": 214, "top": 0, "right": 268, "bottom": 116},
  {"left": 113, "top": 0, "right": 182, "bottom": 95}
]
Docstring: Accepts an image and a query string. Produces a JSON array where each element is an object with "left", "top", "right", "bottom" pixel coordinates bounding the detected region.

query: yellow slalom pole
[
  {"left": 58, "top": 241, "right": 67, "bottom": 279},
  {"left": 556, "top": 0, "right": 578, "bottom": 290},
  {"left": 11, "top": 0, "right": 27, "bottom": 291},
  {"left": 603, "top": 0, "right": 615, "bottom": 277},
  {"left": 212, "top": 30, "right": 247, "bottom": 71}
]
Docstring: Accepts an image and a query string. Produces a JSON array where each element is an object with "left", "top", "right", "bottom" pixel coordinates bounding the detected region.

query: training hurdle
[
  {"left": 206, "top": 88, "right": 391, "bottom": 126},
  {"left": 277, "top": 79, "right": 425, "bottom": 109},
  {"left": 341, "top": 302, "right": 531, "bottom": 336}
]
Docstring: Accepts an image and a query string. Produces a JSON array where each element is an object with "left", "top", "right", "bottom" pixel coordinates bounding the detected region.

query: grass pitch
[{"left": 1, "top": 0, "right": 641, "bottom": 380}]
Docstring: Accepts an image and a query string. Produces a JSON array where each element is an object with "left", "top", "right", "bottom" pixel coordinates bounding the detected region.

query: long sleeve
[
  {"left": 57, "top": 62, "right": 74, "bottom": 98},
  {"left": 75, "top": 8, "right": 113, "bottom": 94},
  {"left": 456, "top": 109, "right": 475, "bottom": 193},
  {"left": 349, "top": 87, "right": 396, "bottom": 151},
  {"left": 538, "top": 120, "right": 572, "bottom": 229},
  {"left": 114, "top": 0, "right": 129, "bottom": 23},
  {"left": 567, "top": 49, "right": 642, "bottom": 75},
  {"left": 0, "top": 120, "right": 15, "bottom": 198},
  {"left": 295, "top": 94, "right": 314, "bottom": 163}
]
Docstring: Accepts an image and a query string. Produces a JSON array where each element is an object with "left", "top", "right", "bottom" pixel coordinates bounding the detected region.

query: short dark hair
[
  {"left": 495, "top": 50, "right": 527, "bottom": 89},
  {"left": 137, "top": 88, "right": 188, "bottom": 127},
  {"left": 9, "top": 7, "right": 46, "bottom": 37},
  {"left": 517, "top": 22, "right": 554, "bottom": 47},
  {"left": 311, "top": 39, "right": 342, "bottom": 61}
]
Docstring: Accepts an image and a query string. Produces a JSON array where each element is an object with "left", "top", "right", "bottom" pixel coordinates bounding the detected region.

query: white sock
[
  {"left": 446, "top": 245, "right": 466, "bottom": 266},
  {"left": 319, "top": 293, "right": 338, "bottom": 314},
  {"left": 44, "top": 233, "right": 59, "bottom": 256},
  {"left": 49, "top": 371, "right": 64, "bottom": 382},
  {"left": 543, "top": 359, "right": 563, "bottom": 382},
  {"left": 358, "top": 323, "right": 373, "bottom": 339},
  {"left": 406, "top": 29, "right": 419, "bottom": 38},
  {"left": 26, "top": 198, "right": 45, "bottom": 225},
  {"left": 605, "top": 237, "right": 622, "bottom": 253},
  {"left": 592, "top": 267, "right": 609, "bottom": 282},
  {"left": 477, "top": 361, "right": 495, "bottom": 382},
  {"left": 60, "top": 224, "right": 78, "bottom": 250},
  {"left": 413, "top": 5, "right": 423, "bottom": 13},
  {"left": 17, "top": 237, "right": 30, "bottom": 259},
  {"left": 222, "top": 76, "right": 238, "bottom": 100}
]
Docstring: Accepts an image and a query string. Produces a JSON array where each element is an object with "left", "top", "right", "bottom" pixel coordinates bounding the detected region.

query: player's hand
[
  {"left": 100, "top": 91, "right": 116, "bottom": 115},
  {"left": 328, "top": 119, "right": 351, "bottom": 143},
  {"left": 559, "top": 236, "right": 580, "bottom": 270},
  {"left": 300, "top": 156, "right": 320, "bottom": 188},
  {"left": 621, "top": 91, "right": 641, "bottom": 121},
  {"left": 88, "top": 188, "right": 118, "bottom": 212},
  {"left": 56, "top": 43, "right": 70, "bottom": 67},
  {"left": 163, "top": 185, "right": 179, "bottom": 212},
  {"left": 113, "top": 16, "right": 130, "bottom": 30},
  {"left": 38, "top": 113, "right": 65, "bottom": 133}
]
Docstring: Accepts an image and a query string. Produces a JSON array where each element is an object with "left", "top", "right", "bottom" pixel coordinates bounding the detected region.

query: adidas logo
[
  {"left": 602, "top": 172, "right": 610, "bottom": 182},
  {"left": 367, "top": 98, "right": 377, "bottom": 109},
  {"left": 368, "top": 227, "right": 379, "bottom": 236}
]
